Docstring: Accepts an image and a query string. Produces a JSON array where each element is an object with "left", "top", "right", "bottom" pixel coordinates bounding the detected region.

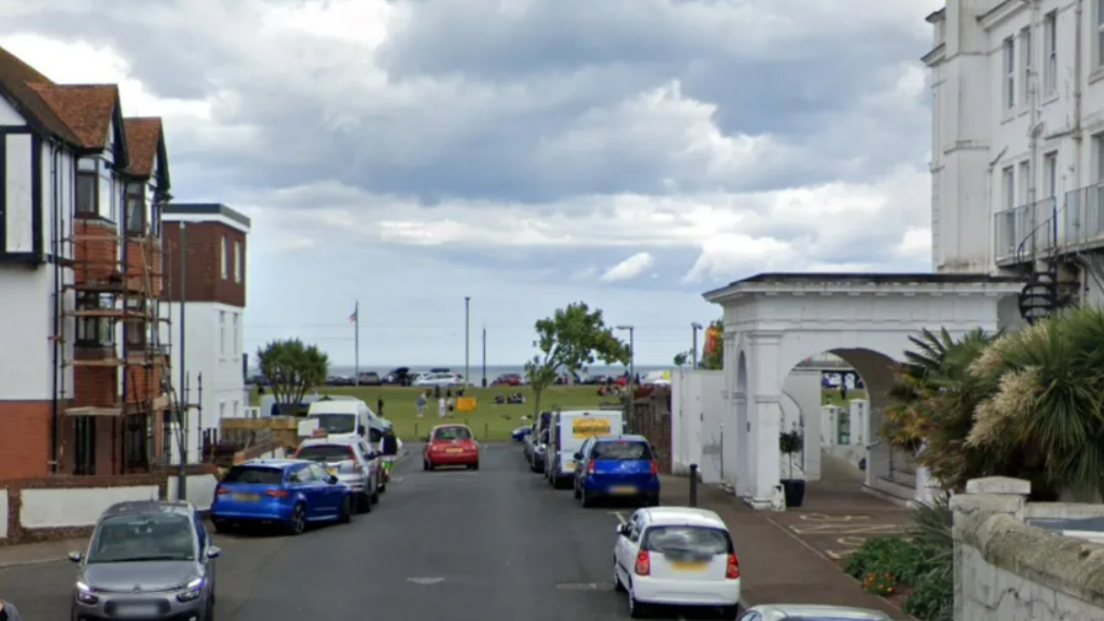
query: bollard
[{"left": 689, "top": 464, "right": 699, "bottom": 507}]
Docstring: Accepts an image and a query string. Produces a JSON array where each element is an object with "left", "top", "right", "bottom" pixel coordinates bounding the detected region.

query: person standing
[
  {"left": 438, "top": 393, "right": 447, "bottom": 419},
  {"left": 416, "top": 391, "right": 427, "bottom": 418},
  {"left": 380, "top": 427, "right": 400, "bottom": 480}
]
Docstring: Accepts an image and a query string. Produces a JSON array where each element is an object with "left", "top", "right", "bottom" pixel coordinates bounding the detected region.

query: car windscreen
[
  {"left": 642, "top": 526, "right": 733, "bottom": 556},
  {"left": 433, "top": 426, "right": 472, "bottom": 441},
  {"left": 311, "top": 413, "right": 357, "bottom": 434},
  {"left": 87, "top": 514, "right": 195, "bottom": 563},
  {"left": 297, "top": 445, "right": 355, "bottom": 462},
  {"left": 593, "top": 441, "right": 652, "bottom": 460},
  {"left": 222, "top": 466, "right": 285, "bottom": 484}
]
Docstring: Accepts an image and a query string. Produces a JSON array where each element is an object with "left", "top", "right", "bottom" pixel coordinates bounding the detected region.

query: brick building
[
  {"left": 0, "top": 45, "right": 173, "bottom": 478},
  {"left": 162, "top": 204, "right": 250, "bottom": 463}
]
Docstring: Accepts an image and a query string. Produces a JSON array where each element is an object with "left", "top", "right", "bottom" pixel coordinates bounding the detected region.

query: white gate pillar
[{"left": 744, "top": 331, "right": 785, "bottom": 511}]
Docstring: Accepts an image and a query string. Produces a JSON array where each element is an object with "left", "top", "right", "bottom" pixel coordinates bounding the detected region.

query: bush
[
  {"left": 844, "top": 537, "right": 919, "bottom": 580},
  {"left": 861, "top": 570, "right": 897, "bottom": 596},
  {"left": 903, "top": 567, "right": 953, "bottom": 621}
]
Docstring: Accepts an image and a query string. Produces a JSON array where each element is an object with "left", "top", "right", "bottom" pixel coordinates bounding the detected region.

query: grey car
[{"left": 69, "top": 500, "right": 220, "bottom": 621}]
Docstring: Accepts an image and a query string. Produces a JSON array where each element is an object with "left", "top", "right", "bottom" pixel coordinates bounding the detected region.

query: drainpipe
[
  {"left": 49, "top": 142, "right": 61, "bottom": 473},
  {"left": 1028, "top": 0, "right": 1041, "bottom": 261}
]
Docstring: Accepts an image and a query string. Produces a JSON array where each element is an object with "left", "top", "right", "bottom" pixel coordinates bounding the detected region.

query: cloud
[
  {"left": 602, "top": 253, "right": 655, "bottom": 282},
  {"left": 0, "top": 0, "right": 940, "bottom": 365}
]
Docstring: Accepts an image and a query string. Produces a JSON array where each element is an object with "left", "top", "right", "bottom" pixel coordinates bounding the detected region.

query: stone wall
[{"left": 953, "top": 477, "right": 1104, "bottom": 621}]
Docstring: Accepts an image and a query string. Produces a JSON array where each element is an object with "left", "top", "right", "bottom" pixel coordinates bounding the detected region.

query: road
[{"left": 1, "top": 444, "right": 661, "bottom": 620}]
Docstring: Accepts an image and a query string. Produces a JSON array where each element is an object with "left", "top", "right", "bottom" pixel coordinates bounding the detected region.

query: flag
[{"left": 349, "top": 305, "right": 358, "bottom": 323}]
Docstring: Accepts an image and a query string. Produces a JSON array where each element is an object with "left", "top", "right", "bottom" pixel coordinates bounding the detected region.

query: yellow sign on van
[
  {"left": 457, "top": 397, "right": 476, "bottom": 412},
  {"left": 572, "top": 416, "right": 611, "bottom": 439}
]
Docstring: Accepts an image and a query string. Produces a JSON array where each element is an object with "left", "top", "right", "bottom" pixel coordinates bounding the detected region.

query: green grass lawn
[
  {"left": 250, "top": 384, "right": 620, "bottom": 442},
  {"left": 250, "top": 384, "right": 870, "bottom": 442}
]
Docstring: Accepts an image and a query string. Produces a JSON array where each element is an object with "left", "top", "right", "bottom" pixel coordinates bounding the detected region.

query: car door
[
  {"left": 193, "top": 512, "right": 216, "bottom": 588},
  {"left": 616, "top": 512, "right": 643, "bottom": 577},
  {"left": 574, "top": 438, "right": 593, "bottom": 487},
  {"left": 287, "top": 464, "right": 317, "bottom": 516},
  {"left": 309, "top": 463, "right": 340, "bottom": 514}
]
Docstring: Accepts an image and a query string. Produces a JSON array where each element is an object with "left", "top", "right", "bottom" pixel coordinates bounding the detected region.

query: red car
[{"left": 423, "top": 424, "right": 480, "bottom": 470}]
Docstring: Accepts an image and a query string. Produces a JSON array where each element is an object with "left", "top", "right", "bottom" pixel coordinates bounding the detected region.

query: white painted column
[
  {"left": 821, "top": 406, "right": 837, "bottom": 447},
  {"left": 744, "top": 333, "right": 785, "bottom": 511}
]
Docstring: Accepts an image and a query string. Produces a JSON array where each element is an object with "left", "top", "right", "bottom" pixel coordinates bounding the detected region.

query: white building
[
  {"left": 162, "top": 203, "right": 250, "bottom": 463},
  {"left": 927, "top": 0, "right": 1104, "bottom": 313}
]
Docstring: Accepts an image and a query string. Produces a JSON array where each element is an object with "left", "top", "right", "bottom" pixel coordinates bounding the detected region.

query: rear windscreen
[
  {"left": 433, "top": 426, "right": 472, "bottom": 441},
  {"left": 642, "top": 526, "right": 733, "bottom": 555},
  {"left": 222, "top": 466, "right": 284, "bottom": 484},
  {"left": 593, "top": 441, "right": 652, "bottom": 460},
  {"left": 297, "top": 445, "right": 354, "bottom": 462}
]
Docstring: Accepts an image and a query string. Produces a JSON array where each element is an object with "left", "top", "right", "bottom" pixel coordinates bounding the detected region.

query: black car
[{"left": 383, "top": 367, "right": 414, "bottom": 386}]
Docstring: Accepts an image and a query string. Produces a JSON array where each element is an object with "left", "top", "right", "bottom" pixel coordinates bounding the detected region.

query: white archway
[{"left": 705, "top": 273, "right": 1024, "bottom": 511}]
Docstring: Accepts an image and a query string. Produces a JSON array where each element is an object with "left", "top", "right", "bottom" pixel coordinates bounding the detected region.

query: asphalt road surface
[{"left": 1, "top": 444, "right": 673, "bottom": 620}]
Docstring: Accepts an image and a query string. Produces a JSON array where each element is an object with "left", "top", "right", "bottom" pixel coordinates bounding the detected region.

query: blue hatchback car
[
  {"left": 210, "top": 459, "right": 355, "bottom": 535},
  {"left": 572, "top": 435, "right": 660, "bottom": 508}
]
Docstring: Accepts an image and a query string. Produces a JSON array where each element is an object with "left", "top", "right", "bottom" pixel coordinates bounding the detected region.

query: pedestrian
[
  {"left": 0, "top": 577, "right": 23, "bottom": 621},
  {"left": 438, "top": 394, "right": 447, "bottom": 419},
  {"left": 380, "top": 427, "right": 400, "bottom": 480},
  {"left": 447, "top": 394, "right": 455, "bottom": 416},
  {"left": 416, "top": 391, "right": 427, "bottom": 418},
  {"left": 434, "top": 384, "right": 442, "bottom": 400}
]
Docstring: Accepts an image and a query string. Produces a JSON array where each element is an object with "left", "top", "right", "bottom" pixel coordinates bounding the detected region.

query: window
[
  {"left": 125, "top": 183, "right": 144, "bottom": 235},
  {"left": 75, "top": 293, "right": 115, "bottom": 347},
  {"left": 1098, "top": 0, "right": 1104, "bottom": 67},
  {"left": 1044, "top": 152, "right": 1058, "bottom": 198},
  {"left": 1044, "top": 11, "right": 1058, "bottom": 96},
  {"left": 220, "top": 236, "right": 228, "bottom": 280},
  {"left": 124, "top": 414, "right": 148, "bottom": 469},
  {"left": 1004, "top": 37, "right": 1016, "bottom": 110},
  {"left": 77, "top": 172, "right": 98, "bottom": 216},
  {"left": 219, "top": 311, "right": 227, "bottom": 358},
  {"left": 232, "top": 313, "right": 240, "bottom": 358},
  {"left": 234, "top": 240, "right": 243, "bottom": 283},
  {"left": 1003, "top": 166, "right": 1015, "bottom": 210},
  {"left": 1021, "top": 27, "right": 1032, "bottom": 104},
  {"left": 74, "top": 418, "right": 97, "bottom": 475},
  {"left": 1019, "top": 161, "right": 1031, "bottom": 204}
]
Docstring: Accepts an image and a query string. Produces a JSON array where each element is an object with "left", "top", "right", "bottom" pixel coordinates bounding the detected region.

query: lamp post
[
  {"left": 616, "top": 325, "right": 635, "bottom": 386},
  {"left": 691, "top": 322, "right": 703, "bottom": 369},
  {"left": 464, "top": 297, "right": 471, "bottom": 388}
]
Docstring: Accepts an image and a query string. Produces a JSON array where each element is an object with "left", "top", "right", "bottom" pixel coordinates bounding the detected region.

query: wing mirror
[
  {"left": 615, "top": 524, "right": 629, "bottom": 536},
  {"left": 67, "top": 551, "right": 82, "bottom": 563},
  {"left": 207, "top": 546, "right": 222, "bottom": 559},
  {"left": 573, "top": 452, "right": 583, "bottom": 460},
  {"left": 328, "top": 475, "right": 339, "bottom": 484}
]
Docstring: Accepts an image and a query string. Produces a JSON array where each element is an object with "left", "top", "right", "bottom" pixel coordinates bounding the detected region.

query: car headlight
[
  {"left": 176, "top": 578, "right": 205, "bottom": 602},
  {"left": 75, "top": 581, "right": 99, "bottom": 604}
]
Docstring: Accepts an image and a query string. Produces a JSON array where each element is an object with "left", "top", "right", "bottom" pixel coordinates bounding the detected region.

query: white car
[
  {"left": 413, "top": 371, "right": 464, "bottom": 387},
  {"left": 613, "top": 507, "right": 741, "bottom": 618},
  {"left": 738, "top": 604, "right": 893, "bottom": 621}
]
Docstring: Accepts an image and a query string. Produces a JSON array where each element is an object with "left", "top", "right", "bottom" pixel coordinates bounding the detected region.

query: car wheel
[
  {"left": 360, "top": 491, "right": 373, "bottom": 513},
  {"left": 371, "top": 483, "right": 381, "bottom": 505},
  {"left": 581, "top": 486, "right": 594, "bottom": 508},
  {"left": 573, "top": 481, "right": 581, "bottom": 500},
  {"left": 338, "top": 496, "right": 353, "bottom": 523},
  {"left": 471, "top": 461, "right": 479, "bottom": 471},
  {"left": 719, "top": 605, "right": 739, "bottom": 619},
  {"left": 204, "top": 594, "right": 216, "bottom": 621},
  {"left": 212, "top": 518, "right": 233, "bottom": 534},
  {"left": 287, "top": 503, "right": 307, "bottom": 535}
]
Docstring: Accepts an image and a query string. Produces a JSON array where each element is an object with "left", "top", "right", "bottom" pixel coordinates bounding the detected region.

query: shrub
[
  {"left": 903, "top": 567, "right": 953, "bottom": 621},
  {"left": 844, "top": 536, "right": 917, "bottom": 580},
  {"left": 861, "top": 571, "right": 897, "bottom": 596}
]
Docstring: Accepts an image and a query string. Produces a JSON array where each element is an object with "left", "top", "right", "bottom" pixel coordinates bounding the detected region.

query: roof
[
  {"left": 239, "top": 458, "right": 310, "bottom": 469},
  {"left": 749, "top": 604, "right": 891, "bottom": 620},
  {"left": 102, "top": 500, "right": 192, "bottom": 518},
  {"left": 643, "top": 507, "right": 726, "bottom": 529},
  {"left": 27, "top": 83, "right": 120, "bottom": 149},
  {"left": 0, "top": 45, "right": 79, "bottom": 144},
  {"left": 123, "top": 117, "right": 163, "bottom": 177},
  {"left": 163, "top": 203, "right": 252, "bottom": 228},
  {"left": 595, "top": 434, "right": 647, "bottom": 443},
  {"left": 432, "top": 423, "right": 472, "bottom": 430}
]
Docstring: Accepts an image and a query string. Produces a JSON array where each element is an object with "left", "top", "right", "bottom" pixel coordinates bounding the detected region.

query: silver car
[
  {"left": 295, "top": 436, "right": 382, "bottom": 512},
  {"left": 69, "top": 500, "right": 220, "bottom": 621}
]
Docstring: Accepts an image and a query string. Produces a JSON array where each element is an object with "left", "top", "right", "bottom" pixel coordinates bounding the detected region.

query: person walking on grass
[
  {"left": 438, "top": 393, "right": 447, "bottom": 419},
  {"left": 416, "top": 391, "right": 427, "bottom": 418}
]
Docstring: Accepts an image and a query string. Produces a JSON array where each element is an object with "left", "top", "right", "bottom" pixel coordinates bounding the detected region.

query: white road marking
[
  {"left": 407, "top": 577, "right": 445, "bottom": 584},
  {"left": 611, "top": 511, "right": 627, "bottom": 525}
]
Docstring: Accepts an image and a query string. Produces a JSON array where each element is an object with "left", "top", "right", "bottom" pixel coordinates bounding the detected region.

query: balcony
[{"left": 994, "top": 182, "right": 1104, "bottom": 266}]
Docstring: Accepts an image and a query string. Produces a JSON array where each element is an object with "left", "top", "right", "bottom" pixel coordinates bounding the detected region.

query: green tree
[
  {"left": 673, "top": 351, "right": 690, "bottom": 367},
  {"left": 257, "top": 338, "right": 329, "bottom": 415},
  {"left": 524, "top": 356, "right": 559, "bottom": 418},
  {"left": 528, "top": 302, "right": 631, "bottom": 414}
]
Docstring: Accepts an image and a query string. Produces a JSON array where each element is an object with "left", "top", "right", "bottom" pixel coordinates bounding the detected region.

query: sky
[{"left": 0, "top": 0, "right": 942, "bottom": 367}]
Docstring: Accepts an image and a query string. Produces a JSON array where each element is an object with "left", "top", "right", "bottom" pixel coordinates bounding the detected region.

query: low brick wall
[{"left": 0, "top": 474, "right": 167, "bottom": 546}]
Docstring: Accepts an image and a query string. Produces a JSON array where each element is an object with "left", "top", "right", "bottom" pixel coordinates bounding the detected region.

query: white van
[
  {"left": 545, "top": 409, "right": 624, "bottom": 488},
  {"left": 307, "top": 398, "right": 385, "bottom": 442}
]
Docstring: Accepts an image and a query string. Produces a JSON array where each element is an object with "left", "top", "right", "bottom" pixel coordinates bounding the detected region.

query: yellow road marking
[
  {"left": 837, "top": 536, "right": 868, "bottom": 547},
  {"left": 825, "top": 549, "right": 857, "bottom": 560},
  {"left": 789, "top": 524, "right": 902, "bottom": 535},
  {"left": 798, "top": 513, "right": 871, "bottom": 522}
]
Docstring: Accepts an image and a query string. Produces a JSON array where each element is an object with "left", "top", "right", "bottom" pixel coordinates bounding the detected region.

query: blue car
[
  {"left": 511, "top": 425, "right": 532, "bottom": 442},
  {"left": 572, "top": 435, "right": 660, "bottom": 508},
  {"left": 210, "top": 459, "right": 355, "bottom": 535}
]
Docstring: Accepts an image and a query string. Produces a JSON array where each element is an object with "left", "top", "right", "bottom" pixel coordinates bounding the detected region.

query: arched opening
[{"left": 779, "top": 347, "right": 911, "bottom": 504}]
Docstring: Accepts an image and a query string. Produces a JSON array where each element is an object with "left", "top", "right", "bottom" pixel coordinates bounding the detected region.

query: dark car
[
  {"left": 69, "top": 500, "right": 220, "bottom": 621},
  {"left": 384, "top": 367, "right": 414, "bottom": 386}
]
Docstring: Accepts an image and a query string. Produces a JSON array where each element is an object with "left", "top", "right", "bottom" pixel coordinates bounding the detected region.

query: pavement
[{"left": 0, "top": 444, "right": 909, "bottom": 620}]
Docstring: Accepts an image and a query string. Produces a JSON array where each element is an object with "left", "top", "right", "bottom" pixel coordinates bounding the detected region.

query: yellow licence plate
[
  {"left": 610, "top": 485, "right": 637, "bottom": 495},
  {"left": 670, "top": 561, "right": 708, "bottom": 571},
  {"left": 234, "top": 493, "right": 260, "bottom": 502},
  {"left": 446, "top": 448, "right": 464, "bottom": 453},
  {"left": 563, "top": 461, "right": 574, "bottom": 470}
]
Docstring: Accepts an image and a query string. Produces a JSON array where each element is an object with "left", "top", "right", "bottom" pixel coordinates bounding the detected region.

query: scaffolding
[{"left": 58, "top": 207, "right": 174, "bottom": 475}]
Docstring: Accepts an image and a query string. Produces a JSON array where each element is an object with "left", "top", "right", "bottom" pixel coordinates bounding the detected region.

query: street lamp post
[
  {"left": 464, "top": 297, "right": 471, "bottom": 388},
  {"left": 691, "top": 322, "right": 703, "bottom": 369},
  {"left": 616, "top": 325, "right": 635, "bottom": 386}
]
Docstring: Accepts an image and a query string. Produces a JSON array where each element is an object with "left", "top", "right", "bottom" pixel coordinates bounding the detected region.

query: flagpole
[{"left": 354, "top": 300, "right": 360, "bottom": 386}]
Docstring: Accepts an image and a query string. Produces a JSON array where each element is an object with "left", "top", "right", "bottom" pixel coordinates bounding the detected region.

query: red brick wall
[
  {"left": 162, "top": 221, "right": 246, "bottom": 307},
  {"left": 0, "top": 401, "right": 53, "bottom": 480},
  {"left": 124, "top": 239, "right": 163, "bottom": 298},
  {"left": 124, "top": 364, "right": 161, "bottom": 405},
  {"left": 74, "top": 220, "right": 119, "bottom": 283}
]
